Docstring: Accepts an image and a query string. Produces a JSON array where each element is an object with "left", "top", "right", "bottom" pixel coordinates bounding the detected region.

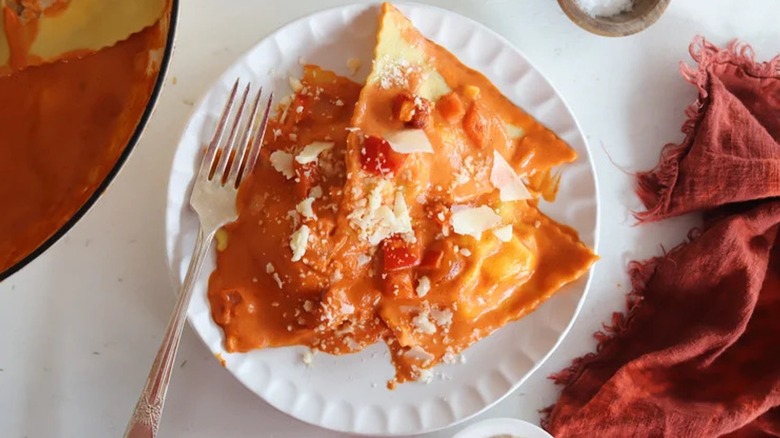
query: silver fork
[{"left": 124, "top": 80, "right": 272, "bottom": 438}]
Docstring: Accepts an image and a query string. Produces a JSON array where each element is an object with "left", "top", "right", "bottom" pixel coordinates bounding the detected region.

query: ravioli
[
  {"left": 1, "top": 0, "right": 165, "bottom": 74},
  {"left": 207, "top": 3, "right": 597, "bottom": 387}
]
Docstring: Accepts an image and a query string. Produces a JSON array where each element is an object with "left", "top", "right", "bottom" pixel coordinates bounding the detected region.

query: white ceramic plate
[
  {"left": 165, "top": 2, "right": 598, "bottom": 436},
  {"left": 453, "top": 418, "right": 553, "bottom": 438}
]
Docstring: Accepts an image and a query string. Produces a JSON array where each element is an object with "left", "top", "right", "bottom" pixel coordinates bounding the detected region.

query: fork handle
[{"left": 124, "top": 227, "right": 213, "bottom": 438}]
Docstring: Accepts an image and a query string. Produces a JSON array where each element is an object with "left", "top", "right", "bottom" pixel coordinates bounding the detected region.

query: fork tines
[{"left": 199, "top": 79, "right": 273, "bottom": 188}]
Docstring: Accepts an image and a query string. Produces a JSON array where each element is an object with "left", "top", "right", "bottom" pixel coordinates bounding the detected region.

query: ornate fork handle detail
[{"left": 125, "top": 229, "right": 211, "bottom": 437}]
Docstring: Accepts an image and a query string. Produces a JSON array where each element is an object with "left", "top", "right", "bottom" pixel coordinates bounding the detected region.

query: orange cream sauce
[
  {"left": 207, "top": 4, "right": 596, "bottom": 386},
  {"left": 208, "top": 66, "right": 386, "bottom": 354},
  {"left": 0, "top": 22, "right": 163, "bottom": 273}
]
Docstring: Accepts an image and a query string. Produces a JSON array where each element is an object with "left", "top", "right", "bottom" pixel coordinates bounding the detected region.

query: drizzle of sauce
[{"left": 0, "top": 22, "right": 163, "bottom": 273}]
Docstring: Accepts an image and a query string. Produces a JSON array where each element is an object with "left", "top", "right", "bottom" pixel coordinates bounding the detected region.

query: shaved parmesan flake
[
  {"left": 296, "top": 141, "right": 334, "bottom": 164},
  {"left": 490, "top": 150, "right": 532, "bottom": 201},
  {"left": 290, "top": 225, "right": 310, "bottom": 262},
  {"left": 270, "top": 151, "right": 294, "bottom": 179},
  {"left": 392, "top": 192, "right": 414, "bottom": 241},
  {"left": 385, "top": 129, "right": 433, "bottom": 154},
  {"left": 296, "top": 197, "right": 316, "bottom": 220},
  {"left": 416, "top": 276, "right": 431, "bottom": 297},
  {"left": 450, "top": 205, "right": 502, "bottom": 239},
  {"left": 493, "top": 225, "right": 513, "bottom": 242},
  {"left": 405, "top": 346, "right": 434, "bottom": 363}
]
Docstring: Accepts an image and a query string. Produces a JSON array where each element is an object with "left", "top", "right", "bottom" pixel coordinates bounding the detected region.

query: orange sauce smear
[
  {"left": 208, "top": 67, "right": 384, "bottom": 354},
  {"left": 0, "top": 22, "right": 163, "bottom": 273}
]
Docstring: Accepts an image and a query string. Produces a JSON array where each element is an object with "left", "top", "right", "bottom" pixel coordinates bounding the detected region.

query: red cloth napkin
[{"left": 543, "top": 37, "right": 780, "bottom": 437}]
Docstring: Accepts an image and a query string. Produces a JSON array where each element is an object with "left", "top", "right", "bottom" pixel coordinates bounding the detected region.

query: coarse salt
[{"left": 575, "top": 0, "right": 633, "bottom": 17}]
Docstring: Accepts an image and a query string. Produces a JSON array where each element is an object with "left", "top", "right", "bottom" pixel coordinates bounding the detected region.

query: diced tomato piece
[
  {"left": 437, "top": 92, "right": 465, "bottom": 124},
  {"left": 419, "top": 249, "right": 445, "bottom": 271},
  {"left": 381, "top": 236, "right": 420, "bottom": 272},
  {"left": 463, "top": 103, "right": 491, "bottom": 149},
  {"left": 360, "top": 135, "right": 406, "bottom": 176},
  {"left": 392, "top": 91, "right": 431, "bottom": 128},
  {"left": 392, "top": 91, "right": 417, "bottom": 123},
  {"left": 293, "top": 160, "right": 317, "bottom": 198},
  {"left": 408, "top": 97, "right": 432, "bottom": 129}
]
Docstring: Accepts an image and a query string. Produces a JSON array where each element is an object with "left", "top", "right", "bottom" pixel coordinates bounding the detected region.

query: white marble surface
[{"left": 1, "top": 1, "right": 778, "bottom": 437}]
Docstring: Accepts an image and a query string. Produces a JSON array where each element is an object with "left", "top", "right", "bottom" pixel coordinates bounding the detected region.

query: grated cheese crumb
[
  {"left": 375, "top": 56, "right": 415, "bottom": 90},
  {"left": 405, "top": 346, "right": 434, "bottom": 364},
  {"left": 265, "top": 263, "right": 275, "bottom": 274},
  {"left": 412, "top": 310, "right": 437, "bottom": 334},
  {"left": 289, "top": 224, "right": 311, "bottom": 262},
  {"left": 430, "top": 308, "right": 453, "bottom": 329},
  {"left": 302, "top": 350, "right": 313, "bottom": 367},
  {"left": 272, "top": 273, "right": 283, "bottom": 289},
  {"left": 347, "top": 178, "right": 414, "bottom": 246},
  {"left": 270, "top": 151, "right": 295, "bottom": 179},
  {"left": 416, "top": 276, "right": 431, "bottom": 298},
  {"left": 296, "top": 197, "right": 317, "bottom": 220}
]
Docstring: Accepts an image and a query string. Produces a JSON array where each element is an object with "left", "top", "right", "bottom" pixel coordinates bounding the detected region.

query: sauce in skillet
[{"left": 0, "top": 21, "right": 163, "bottom": 274}]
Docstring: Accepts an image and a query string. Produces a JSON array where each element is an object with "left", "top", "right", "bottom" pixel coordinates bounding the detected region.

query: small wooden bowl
[{"left": 557, "top": 0, "right": 670, "bottom": 37}]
